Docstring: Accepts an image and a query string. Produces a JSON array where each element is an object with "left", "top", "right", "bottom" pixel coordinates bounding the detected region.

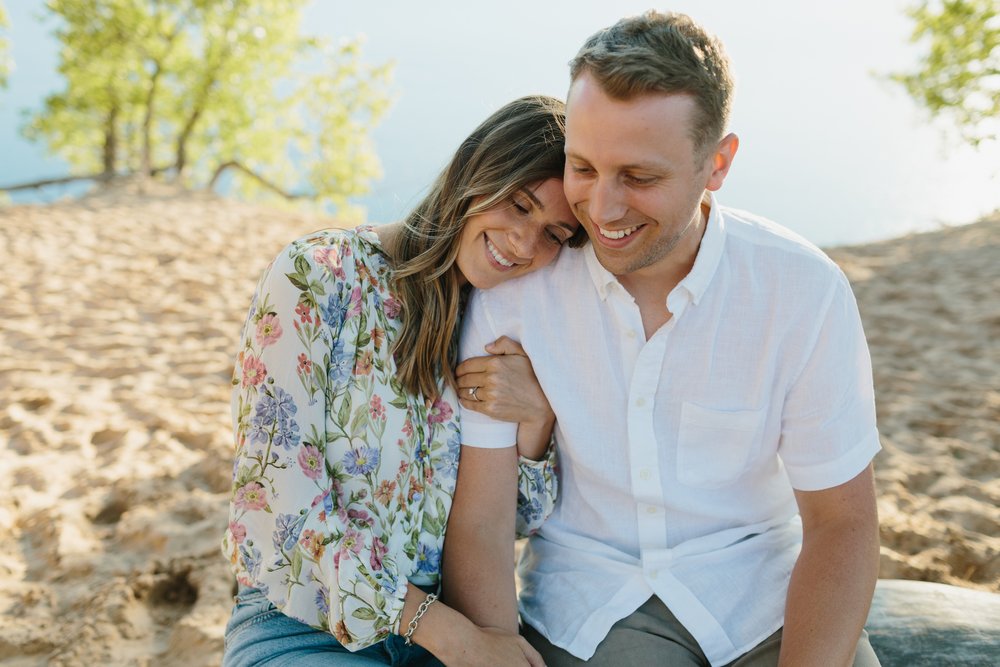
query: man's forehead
[
  {"left": 567, "top": 72, "right": 697, "bottom": 107},
  {"left": 565, "top": 83, "right": 699, "bottom": 161}
]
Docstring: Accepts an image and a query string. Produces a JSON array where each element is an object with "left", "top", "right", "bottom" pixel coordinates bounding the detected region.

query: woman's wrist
[
  {"left": 516, "top": 413, "right": 556, "bottom": 461},
  {"left": 406, "top": 599, "right": 478, "bottom": 661}
]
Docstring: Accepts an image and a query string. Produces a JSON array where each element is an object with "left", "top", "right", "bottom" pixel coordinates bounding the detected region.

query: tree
[
  {"left": 0, "top": 2, "right": 11, "bottom": 89},
  {"left": 891, "top": 0, "right": 1000, "bottom": 148},
  {"left": 14, "top": 0, "right": 392, "bottom": 214}
]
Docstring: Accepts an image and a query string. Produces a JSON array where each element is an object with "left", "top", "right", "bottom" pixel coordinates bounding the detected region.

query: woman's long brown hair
[{"left": 389, "top": 95, "right": 581, "bottom": 400}]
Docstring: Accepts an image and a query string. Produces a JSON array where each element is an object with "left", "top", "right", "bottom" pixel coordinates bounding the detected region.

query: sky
[{"left": 2, "top": 0, "right": 998, "bottom": 247}]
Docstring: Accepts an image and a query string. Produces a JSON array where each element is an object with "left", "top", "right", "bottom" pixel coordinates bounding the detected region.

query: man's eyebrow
[
  {"left": 565, "top": 153, "right": 670, "bottom": 173},
  {"left": 623, "top": 162, "right": 669, "bottom": 172}
]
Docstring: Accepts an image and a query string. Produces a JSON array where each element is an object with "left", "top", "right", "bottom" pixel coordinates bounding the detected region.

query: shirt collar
[
  {"left": 677, "top": 191, "right": 726, "bottom": 306},
  {"left": 582, "top": 192, "right": 727, "bottom": 305},
  {"left": 583, "top": 242, "right": 617, "bottom": 301}
]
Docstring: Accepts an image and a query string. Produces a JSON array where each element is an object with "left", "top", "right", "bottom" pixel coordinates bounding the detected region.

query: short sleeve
[
  {"left": 458, "top": 290, "right": 559, "bottom": 532},
  {"left": 778, "top": 274, "right": 881, "bottom": 491},
  {"left": 458, "top": 290, "right": 519, "bottom": 448}
]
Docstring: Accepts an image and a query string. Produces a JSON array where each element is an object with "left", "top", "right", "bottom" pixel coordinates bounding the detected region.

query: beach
[{"left": 1, "top": 183, "right": 997, "bottom": 665}]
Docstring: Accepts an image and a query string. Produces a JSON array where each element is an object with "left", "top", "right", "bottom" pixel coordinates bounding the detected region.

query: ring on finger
[{"left": 467, "top": 386, "right": 480, "bottom": 401}]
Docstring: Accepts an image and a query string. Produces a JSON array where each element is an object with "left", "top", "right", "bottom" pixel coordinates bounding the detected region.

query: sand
[
  {"left": 827, "top": 224, "right": 1000, "bottom": 591},
  {"left": 1, "top": 182, "right": 997, "bottom": 665}
]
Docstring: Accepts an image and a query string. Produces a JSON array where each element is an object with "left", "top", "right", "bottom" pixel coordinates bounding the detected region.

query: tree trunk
[
  {"left": 103, "top": 103, "right": 118, "bottom": 178},
  {"left": 173, "top": 5, "right": 239, "bottom": 178},
  {"left": 174, "top": 104, "right": 203, "bottom": 178},
  {"left": 141, "top": 63, "right": 163, "bottom": 177}
]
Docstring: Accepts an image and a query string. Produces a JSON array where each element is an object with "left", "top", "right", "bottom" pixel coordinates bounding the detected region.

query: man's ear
[{"left": 705, "top": 133, "right": 739, "bottom": 192}]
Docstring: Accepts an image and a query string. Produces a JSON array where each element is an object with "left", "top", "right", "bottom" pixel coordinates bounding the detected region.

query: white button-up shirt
[{"left": 459, "top": 194, "right": 881, "bottom": 666}]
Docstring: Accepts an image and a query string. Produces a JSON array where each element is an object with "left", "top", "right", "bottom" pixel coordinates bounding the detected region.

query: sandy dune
[
  {"left": 828, "top": 223, "right": 999, "bottom": 591},
  {"left": 1, "top": 183, "right": 996, "bottom": 665}
]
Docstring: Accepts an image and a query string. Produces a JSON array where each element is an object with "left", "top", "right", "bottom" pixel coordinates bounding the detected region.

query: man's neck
[{"left": 618, "top": 203, "right": 709, "bottom": 304}]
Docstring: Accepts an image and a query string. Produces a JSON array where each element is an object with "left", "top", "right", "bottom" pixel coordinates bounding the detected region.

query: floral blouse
[{"left": 221, "top": 227, "right": 557, "bottom": 651}]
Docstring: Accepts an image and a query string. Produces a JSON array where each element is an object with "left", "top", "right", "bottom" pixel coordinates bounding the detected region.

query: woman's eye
[
  {"left": 545, "top": 229, "right": 567, "bottom": 245},
  {"left": 512, "top": 198, "right": 530, "bottom": 214}
]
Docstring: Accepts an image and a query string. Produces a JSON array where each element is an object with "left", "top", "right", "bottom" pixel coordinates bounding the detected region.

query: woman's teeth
[
  {"left": 487, "top": 238, "right": 514, "bottom": 267},
  {"left": 598, "top": 225, "right": 639, "bottom": 240}
]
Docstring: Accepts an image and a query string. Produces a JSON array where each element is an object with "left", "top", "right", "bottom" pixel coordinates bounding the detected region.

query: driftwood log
[{"left": 866, "top": 580, "right": 1000, "bottom": 666}]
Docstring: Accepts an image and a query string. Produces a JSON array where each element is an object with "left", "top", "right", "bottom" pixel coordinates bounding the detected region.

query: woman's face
[{"left": 456, "top": 178, "right": 578, "bottom": 290}]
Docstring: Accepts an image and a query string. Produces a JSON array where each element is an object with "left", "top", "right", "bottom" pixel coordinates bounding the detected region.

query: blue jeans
[{"left": 222, "top": 585, "right": 444, "bottom": 666}]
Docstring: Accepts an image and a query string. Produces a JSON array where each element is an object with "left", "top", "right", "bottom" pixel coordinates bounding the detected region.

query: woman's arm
[
  {"left": 514, "top": 444, "right": 558, "bottom": 537},
  {"left": 228, "top": 236, "right": 423, "bottom": 649},
  {"left": 227, "top": 239, "right": 541, "bottom": 665}
]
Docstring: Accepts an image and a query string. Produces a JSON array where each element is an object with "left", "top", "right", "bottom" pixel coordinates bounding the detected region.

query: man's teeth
[
  {"left": 487, "top": 238, "right": 514, "bottom": 267},
  {"left": 598, "top": 225, "right": 639, "bottom": 240}
]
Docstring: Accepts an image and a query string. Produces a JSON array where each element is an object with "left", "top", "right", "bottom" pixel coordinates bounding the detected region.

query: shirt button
[
  {"left": 636, "top": 398, "right": 647, "bottom": 407},
  {"left": 639, "top": 469, "right": 651, "bottom": 481},
  {"left": 649, "top": 570, "right": 658, "bottom": 580},
  {"left": 626, "top": 330, "right": 637, "bottom": 339},
  {"left": 646, "top": 505, "right": 658, "bottom": 515}
]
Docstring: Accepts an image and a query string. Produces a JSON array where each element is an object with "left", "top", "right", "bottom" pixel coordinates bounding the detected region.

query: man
[{"left": 459, "top": 11, "right": 881, "bottom": 667}]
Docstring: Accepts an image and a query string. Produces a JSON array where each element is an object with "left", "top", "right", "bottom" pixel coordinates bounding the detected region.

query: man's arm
[
  {"left": 779, "top": 464, "right": 879, "bottom": 667},
  {"left": 441, "top": 445, "right": 520, "bottom": 633}
]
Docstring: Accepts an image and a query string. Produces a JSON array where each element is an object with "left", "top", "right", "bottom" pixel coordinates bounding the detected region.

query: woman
[{"left": 222, "top": 95, "right": 581, "bottom": 666}]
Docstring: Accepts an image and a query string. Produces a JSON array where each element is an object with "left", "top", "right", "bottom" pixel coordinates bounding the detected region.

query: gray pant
[{"left": 523, "top": 596, "right": 880, "bottom": 666}]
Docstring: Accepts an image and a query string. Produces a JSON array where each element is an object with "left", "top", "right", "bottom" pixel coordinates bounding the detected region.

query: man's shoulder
[{"left": 719, "top": 205, "right": 844, "bottom": 283}]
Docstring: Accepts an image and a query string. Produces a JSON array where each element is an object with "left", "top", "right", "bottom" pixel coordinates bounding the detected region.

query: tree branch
[
  {"left": 0, "top": 164, "right": 175, "bottom": 193},
  {"left": 209, "top": 160, "right": 310, "bottom": 199},
  {"left": 0, "top": 173, "right": 112, "bottom": 192}
]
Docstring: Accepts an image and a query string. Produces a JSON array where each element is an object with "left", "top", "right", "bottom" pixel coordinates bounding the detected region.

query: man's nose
[{"left": 588, "top": 178, "right": 627, "bottom": 226}]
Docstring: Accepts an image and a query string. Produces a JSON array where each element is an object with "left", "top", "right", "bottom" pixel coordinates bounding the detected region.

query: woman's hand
[
  {"left": 440, "top": 625, "right": 545, "bottom": 666},
  {"left": 408, "top": 587, "right": 545, "bottom": 666},
  {"left": 456, "top": 336, "right": 554, "bottom": 425},
  {"left": 456, "top": 336, "right": 555, "bottom": 460}
]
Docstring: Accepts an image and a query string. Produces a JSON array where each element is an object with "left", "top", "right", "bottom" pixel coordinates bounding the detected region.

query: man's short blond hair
[{"left": 570, "top": 11, "right": 735, "bottom": 158}]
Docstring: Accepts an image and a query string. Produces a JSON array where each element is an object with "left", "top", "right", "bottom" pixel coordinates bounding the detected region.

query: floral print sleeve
[
  {"left": 222, "top": 228, "right": 460, "bottom": 651},
  {"left": 515, "top": 441, "right": 558, "bottom": 537}
]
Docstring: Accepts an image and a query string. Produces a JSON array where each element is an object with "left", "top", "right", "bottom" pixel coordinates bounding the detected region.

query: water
[{"left": 2, "top": 0, "right": 997, "bottom": 247}]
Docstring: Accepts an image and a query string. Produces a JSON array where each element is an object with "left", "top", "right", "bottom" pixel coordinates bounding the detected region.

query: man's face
[{"left": 564, "top": 73, "right": 717, "bottom": 279}]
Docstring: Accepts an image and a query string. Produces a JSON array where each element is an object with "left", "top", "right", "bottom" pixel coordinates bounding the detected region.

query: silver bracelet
[{"left": 403, "top": 592, "right": 438, "bottom": 646}]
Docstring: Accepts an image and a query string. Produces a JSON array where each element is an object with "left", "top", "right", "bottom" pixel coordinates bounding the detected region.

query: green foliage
[
  {"left": 891, "top": 0, "right": 1000, "bottom": 147},
  {"left": 0, "top": 3, "right": 11, "bottom": 88},
  {"left": 22, "top": 0, "right": 393, "bottom": 214}
]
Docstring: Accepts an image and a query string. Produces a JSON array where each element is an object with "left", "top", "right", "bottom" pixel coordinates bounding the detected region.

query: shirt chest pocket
[{"left": 675, "top": 402, "right": 764, "bottom": 488}]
